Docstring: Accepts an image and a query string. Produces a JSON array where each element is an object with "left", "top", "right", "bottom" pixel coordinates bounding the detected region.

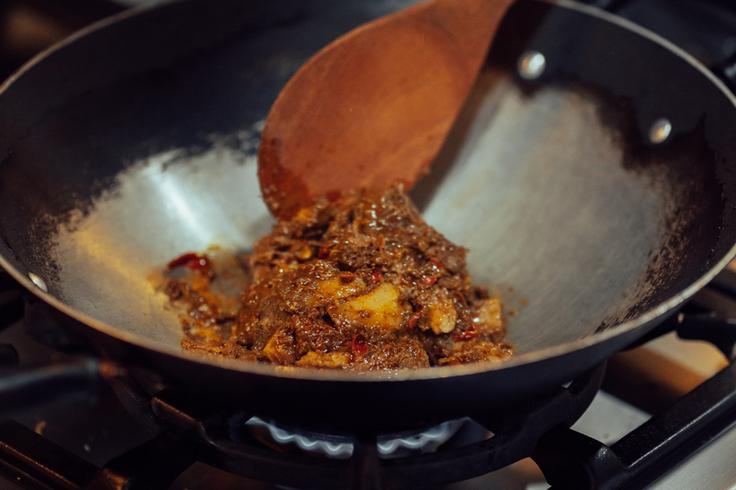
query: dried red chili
[
  {"left": 454, "top": 328, "right": 479, "bottom": 341},
  {"left": 370, "top": 269, "right": 383, "bottom": 284},
  {"left": 407, "top": 312, "right": 422, "bottom": 329},
  {"left": 421, "top": 275, "right": 438, "bottom": 287},
  {"left": 339, "top": 272, "right": 355, "bottom": 284},
  {"left": 317, "top": 245, "right": 330, "bottom": 259},
  {"left": 167, "top": 252, "right": 212, "bottom": 274},
  {"left": 351, "top": 334, "right": 369, "bottom": 354},
  {"left": 429, "top": 257, "right": 445, "bottom": 269}
]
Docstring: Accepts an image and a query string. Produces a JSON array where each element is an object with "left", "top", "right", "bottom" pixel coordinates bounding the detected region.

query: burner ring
[{"left": 245, "top": 416, "right": 465, "bottom": 459}]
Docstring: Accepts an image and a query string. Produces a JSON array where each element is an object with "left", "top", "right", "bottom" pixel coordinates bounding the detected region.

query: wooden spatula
[{"left": 258, "top": 0, "right": 516, "bottom": 219}]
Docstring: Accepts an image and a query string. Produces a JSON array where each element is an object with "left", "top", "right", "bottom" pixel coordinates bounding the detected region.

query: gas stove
[
  {"left": 2, "top": 269, "right": 736, "bottom": 489},
  {"left": 2, "top": 0, "right": 736, "bottom": 489}
]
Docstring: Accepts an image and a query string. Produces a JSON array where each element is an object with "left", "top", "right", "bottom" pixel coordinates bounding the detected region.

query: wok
[{"left": 1, "top": 0, "right": 736, "bottom": 431}]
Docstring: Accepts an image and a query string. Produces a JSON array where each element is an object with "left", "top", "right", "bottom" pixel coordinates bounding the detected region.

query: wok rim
[{"left": 0, "top": 0, "right": 735, "bottom": 383}]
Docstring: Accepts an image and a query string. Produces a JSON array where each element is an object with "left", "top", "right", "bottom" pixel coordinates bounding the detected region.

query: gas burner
[
  {"left": 244, "top": 416, "right": 465, "bottom": 459},
  {"left": 117, "top": 363, "right": 604, "bottom": 489}
]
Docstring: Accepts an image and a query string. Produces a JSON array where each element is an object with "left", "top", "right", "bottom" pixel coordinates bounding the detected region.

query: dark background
[
  {"left": 0, "top": 0, "right": 157, "bottom": 80},
  {"left": 0, "top": 0, "right": 735, "bottom": 84}
]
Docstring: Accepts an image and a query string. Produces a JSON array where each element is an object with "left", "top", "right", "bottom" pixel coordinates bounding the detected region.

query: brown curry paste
[{"left": 162, "top": 186, "right": 512, "bottom": 370}]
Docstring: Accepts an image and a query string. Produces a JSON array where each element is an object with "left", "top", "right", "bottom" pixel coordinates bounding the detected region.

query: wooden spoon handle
[{"left": 259, "top": 0, "right": 516, "bottom": 219}]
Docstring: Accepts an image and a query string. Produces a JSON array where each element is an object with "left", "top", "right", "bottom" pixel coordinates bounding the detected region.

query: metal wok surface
[{"left": 0, "top": 0, "right": 735, "bottom": 397}]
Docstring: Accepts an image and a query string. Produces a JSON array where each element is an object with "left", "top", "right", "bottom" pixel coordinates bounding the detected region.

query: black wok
[{"left": 1, "top": 0, "right": 736, "bottom": 431}]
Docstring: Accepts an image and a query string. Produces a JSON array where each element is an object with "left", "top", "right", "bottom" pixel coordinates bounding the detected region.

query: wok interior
[
  {"left": 35, "top": 75, "right": 712, "bottom": 354},
  {"left": 0, "top": 0, "right": 734, "bottom": 360}
]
